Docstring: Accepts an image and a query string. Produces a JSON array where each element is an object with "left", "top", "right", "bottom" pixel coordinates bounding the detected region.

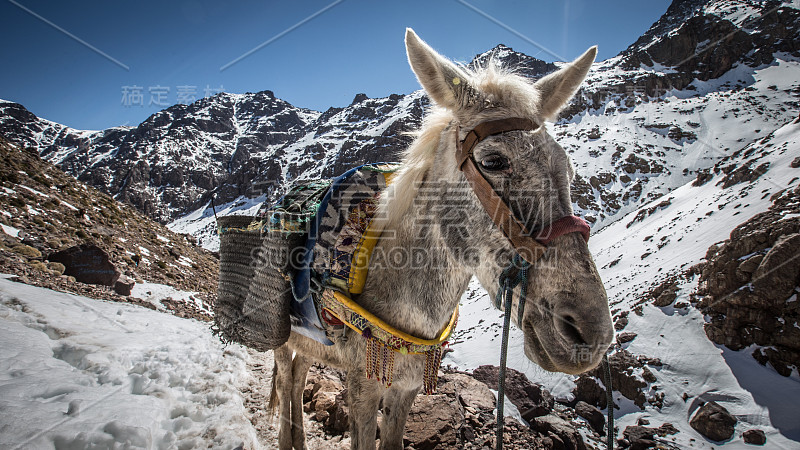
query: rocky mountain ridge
[{"left": 0, "top": 1, "right": 796, "bottom": 237}]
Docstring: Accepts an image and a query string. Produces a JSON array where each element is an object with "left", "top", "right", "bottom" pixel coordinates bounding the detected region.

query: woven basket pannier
[{"left": 216, "top": 215, "right": 301, "bottom": 351}]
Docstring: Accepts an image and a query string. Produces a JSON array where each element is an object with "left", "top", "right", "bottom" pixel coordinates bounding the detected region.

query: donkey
[{"left": 270, "top": 29, "right": 613, "bottom": 449}]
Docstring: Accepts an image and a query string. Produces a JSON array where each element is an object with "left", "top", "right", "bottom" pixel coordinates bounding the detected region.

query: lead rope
[
  {"left": 603, "top": 354, "right": 614, "bottom": 449},
  {"left": 495, "top": 255, "right": 529, "bottom": 450}
]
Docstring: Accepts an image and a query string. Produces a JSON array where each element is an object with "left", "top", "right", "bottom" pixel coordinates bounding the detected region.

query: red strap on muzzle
[{"left": 535, "top": 215, "right": 590, "bottom": 246}]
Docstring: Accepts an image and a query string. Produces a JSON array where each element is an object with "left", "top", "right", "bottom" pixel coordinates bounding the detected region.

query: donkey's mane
[
  {"left": 378, "top": 60, "right": 543, "bottom": 230},
  {"left": 377, "top": 109, "right": 450, "bottom": 231}
]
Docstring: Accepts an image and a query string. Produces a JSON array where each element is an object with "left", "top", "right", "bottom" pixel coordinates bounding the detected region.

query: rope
[
  {"left": 495, "top": 255, "right": 529, "bottom": 450},
  {"left": 603, "top": 353, "right": 614, "bottom": 449}
]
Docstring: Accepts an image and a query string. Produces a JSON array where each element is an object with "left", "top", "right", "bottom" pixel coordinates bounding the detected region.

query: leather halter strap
[{"left": 455, "top": 117, "right": 590, "bottom": 263}]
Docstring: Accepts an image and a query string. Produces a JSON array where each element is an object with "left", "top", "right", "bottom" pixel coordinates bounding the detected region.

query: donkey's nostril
[{"left": 558, "top": 314, "right": 587, "bottom": 345}]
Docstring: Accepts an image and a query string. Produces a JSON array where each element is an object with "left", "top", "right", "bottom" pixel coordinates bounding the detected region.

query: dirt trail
[{"left": 241, "top": 349, "right": 351, "bottom": 449}]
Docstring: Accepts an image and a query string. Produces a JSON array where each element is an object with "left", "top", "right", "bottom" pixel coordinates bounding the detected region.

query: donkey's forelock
[{"left": 466, "top": 62, "right": 544, "bottom": 118}]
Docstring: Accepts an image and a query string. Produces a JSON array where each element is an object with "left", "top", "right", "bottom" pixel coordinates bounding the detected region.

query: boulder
[
  {"left": 617, "top": 332, "right": 637, "bottom": 344},
  {"left": 404, "top": 394, "right": 462, "bottom": 449},
  {"left": 690, "top": 401, "right": 736, "bottom": 442},
  {"left": 573, "top": 349, "right": 648, "bottom": 409},
  {"left": 622, "top": 425, "right": 657, "bottom": 449},
  {"left": 743, "top": 429, "right": 766, "bottom": 445},
  {"left": 114, "top": 274, "right": 135, "bottom": 296},
  {"left": 473, "top": 365, "right": 554, "bottom": 421},
  {"left": 48, "top": 244, "right": 119, "bottom": 286},
  {"left": 437, "top": 372, "right": 496, "bottom": 411},
  {"left": 531, "top": 414, "right": 587, "bottom": 450},
  {"left": 575, "top": 401, "right": 605, "bottom": 435}
]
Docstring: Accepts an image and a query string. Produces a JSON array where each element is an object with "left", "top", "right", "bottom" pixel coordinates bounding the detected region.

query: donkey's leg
[
  {"left": 347, "top": 374, "right": 383, "bottom": 450},
  {"left": 273, "top": 345, "right": 295, "bottom": 450},
  {"left": 378, "top": 386, "right": 420, "bottom": 450},
  {"left": 290, "top": 354, "right": 313, "bottom": 449}
]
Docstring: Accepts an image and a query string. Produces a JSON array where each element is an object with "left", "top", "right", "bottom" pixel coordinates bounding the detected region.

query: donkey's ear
[
  {"left": 405, "top": 28, "right": 472, "bottom": 109},
  {"left": 533, "top": 46, "right": 597, "bottom": 121}
]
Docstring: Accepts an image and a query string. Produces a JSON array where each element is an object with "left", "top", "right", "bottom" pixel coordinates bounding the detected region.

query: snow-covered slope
[{"left": 0, "top": 275, "right": 262, "bottom": 449}]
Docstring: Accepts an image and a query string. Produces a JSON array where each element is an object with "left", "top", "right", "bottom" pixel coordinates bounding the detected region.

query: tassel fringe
[{"left": 365, "top": 335, "right": 396, "bottom": 387}]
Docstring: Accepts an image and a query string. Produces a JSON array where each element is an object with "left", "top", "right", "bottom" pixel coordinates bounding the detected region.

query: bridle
[
  {"left": 455, "top": 117, "right": 591, "bottom": 264},
  {"left": 455, "top": 117, "right": 606, "bottom": 450}
]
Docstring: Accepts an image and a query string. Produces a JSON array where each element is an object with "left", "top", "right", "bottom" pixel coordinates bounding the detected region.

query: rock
[
  {"left": 656, "top": 422, "right": 678, "bottom": 437},
  {"left": 438, "top": 372, "right": 496, "bottom": 411},
  {"left": 302, "top": 369, "right": 350, "bottom": 434},
  {"left": 48, "top": 244, "right": 120, "bottom": 286},
  {"left": 328, "top": 391, "right": 349, "bottom": 434},
  {"left": 573, "top": 376, "right": 606, "bottom": 409},
  {"left": 314, "top": 391, "right": 337, "bottom": 417},
  {"left": 623, "top": 425, "right": 657, "bottom": 449},
  {"left": 114, "top": 274, "right": 135, "bottom": 296},
  {"left": 650, "top": 279, "right": 679, "bottom": 307},
  {"left": 718, "top": 162, "right": 770, "bottom": 188},
  {"left": 791, "top": 157, "right": 800, "bottom": 169},
  {"left": 693, "top": 169, "right": 713, "bottom": 187},
  {"left": 573, "top": 349, "right": 648, "bottom": 410},
  {"left": 690, "top": 401, "right": 737, "bottom": 442},
  {"left": 743, "top": 429, "right": 766, "bottom": 445},
  {"left": 575, "top": 401, "right": 605, "bottom": 435},
  {"left": 404, "top": 394, "right": 462, "bottom": 450},
  {"left": 751, "top": 233, "right": 800, "bottom": 303},
  {"left": 617, "top": 332, "right": 637, "bottom": 344},
  {"left": 531, "top": 414, "right": 587, "bottom": 450},
  {"left": 697, "top": 186, "right": 800, "bottom": 376},
  {"left": 472, "top": 365, "right": 554, "bottom": 421},
  {"left": 641, "top": 366, "right": 657, "bottom": 384}
]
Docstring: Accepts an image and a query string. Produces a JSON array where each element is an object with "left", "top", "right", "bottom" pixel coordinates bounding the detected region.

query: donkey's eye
[{"left": 479, "top": 154, "right": 510, "bottom": 172}]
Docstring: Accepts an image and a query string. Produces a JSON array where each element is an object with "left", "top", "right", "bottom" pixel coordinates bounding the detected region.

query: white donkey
[{"left": 270, "top": 29, "right": 613, "bottom": 449}]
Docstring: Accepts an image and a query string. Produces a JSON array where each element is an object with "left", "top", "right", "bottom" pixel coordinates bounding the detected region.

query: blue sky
[{"left": 0, "top": 0, "right": 671, "bottom": 130}]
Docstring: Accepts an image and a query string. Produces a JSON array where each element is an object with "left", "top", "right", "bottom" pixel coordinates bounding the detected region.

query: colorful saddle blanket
[{"left": 260, "top": 163, "right": 399, "bottom": 345}]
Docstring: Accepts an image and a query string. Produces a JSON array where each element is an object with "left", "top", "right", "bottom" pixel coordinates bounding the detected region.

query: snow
[
  {"left": 130, "top": 281, "right": 209, "bottom": 314},
  {"left": 18, "top": 184, "right": 49, "bottom": 198},
  {"left": 178, "top": 255, "right": 194, "bottom": 267},
  {"left": 0, "top": 277, "right": 261, "bottom": 449},
  {"left": 167, "top": 195, "right": 268, "bottom": 252},
  {"left": 1, "top": 223, "right": 21, "bottom": 237},
  {"left": 60, "top": 200, "right": 79, "bottom": 211}
]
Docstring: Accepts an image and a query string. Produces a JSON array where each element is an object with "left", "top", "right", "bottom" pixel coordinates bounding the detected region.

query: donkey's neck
[{"left": 360, "top": 200, "right": 472, "bottom": 341}]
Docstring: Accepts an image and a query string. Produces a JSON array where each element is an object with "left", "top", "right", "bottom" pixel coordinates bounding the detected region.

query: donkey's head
[{"left": 402, "top": 29, "right": 613, "bottom": 374}]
